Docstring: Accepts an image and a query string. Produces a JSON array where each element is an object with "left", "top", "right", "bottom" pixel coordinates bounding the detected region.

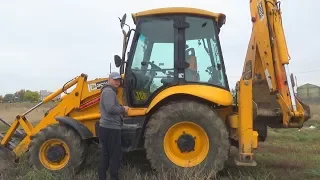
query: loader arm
[{"left": 235, "top": 0, "right": 311, "bottom": 164}]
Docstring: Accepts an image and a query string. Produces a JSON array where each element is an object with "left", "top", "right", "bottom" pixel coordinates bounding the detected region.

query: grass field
[
  {"left": 0, "top": 102, "right": 55, "bottom": 123},
  {"left": 0, "top": 102, "right": 319, "bottom": 180}
]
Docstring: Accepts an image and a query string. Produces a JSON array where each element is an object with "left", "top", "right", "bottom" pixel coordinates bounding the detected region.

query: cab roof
[{"left": 131, "top": 7, "right": 226, "bottom": 26}]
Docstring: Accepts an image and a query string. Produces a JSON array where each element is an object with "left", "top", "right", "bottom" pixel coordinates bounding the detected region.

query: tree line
[
  {"left": 0, "top": 88, "right": 238, "bottom": 103},
  {"left": 0, "top": 89, "right": 40, "bottom": 103}
]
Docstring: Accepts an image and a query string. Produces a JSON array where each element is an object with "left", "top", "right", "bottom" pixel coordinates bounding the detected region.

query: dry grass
[
  {"left": 0, "top": 102, "right": 319, "bottom": 180},
  {"left": 0, "top": 102, "right": 55, "bottom": 124}
]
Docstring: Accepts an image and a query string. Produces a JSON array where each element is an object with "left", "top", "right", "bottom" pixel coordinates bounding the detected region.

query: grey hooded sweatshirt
[{"left": 99, "top": 83, "right": 125, "bottom": 129}]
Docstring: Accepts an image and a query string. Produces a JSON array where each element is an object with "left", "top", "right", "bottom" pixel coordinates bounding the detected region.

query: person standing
[{"left": 98, "top": 72, "right": 129, "bottom": 180}]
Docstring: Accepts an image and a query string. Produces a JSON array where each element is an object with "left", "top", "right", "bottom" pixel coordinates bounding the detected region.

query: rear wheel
[
  {"left": 144, "top": 100, "right": 230, "bottom": 174},
  {"left": 27, "top": 124, "right": 89, "bottom": 173}
]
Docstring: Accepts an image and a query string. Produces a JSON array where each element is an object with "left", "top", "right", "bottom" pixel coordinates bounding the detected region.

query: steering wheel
[
  {"left": 141, "top": 61, "right": 166, "bottom": 74},
  {"left": 140, "top": 61, "right": 166, "bottom": 89}
]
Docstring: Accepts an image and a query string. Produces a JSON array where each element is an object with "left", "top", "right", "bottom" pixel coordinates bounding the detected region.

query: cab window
[{"left": 184, "top": 16, "right": 227, "bottom": 88}]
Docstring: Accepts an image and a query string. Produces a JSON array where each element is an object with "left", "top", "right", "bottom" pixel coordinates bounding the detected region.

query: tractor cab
[{"left": 114, "top": 8, "right": 230, "bottom": 107}]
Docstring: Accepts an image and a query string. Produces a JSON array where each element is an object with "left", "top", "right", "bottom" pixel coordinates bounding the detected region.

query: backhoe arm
[{"left": 235, "top": 0, "right": 311, "bottom": 165}]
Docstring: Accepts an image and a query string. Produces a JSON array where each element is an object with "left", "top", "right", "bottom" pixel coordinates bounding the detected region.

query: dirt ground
[{"left": 0, "top": 102, "right": 319, "bottom": 180}]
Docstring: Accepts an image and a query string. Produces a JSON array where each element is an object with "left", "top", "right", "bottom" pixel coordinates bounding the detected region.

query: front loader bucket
[
  {"left": 0, "top": 117, "right": 26, "bottom": 165},
  {"left": 0, "top": 146, "right": 16, "bottom": 173},
  {"left": 0, "top": 132, "right": 16, "bottom": 170},
  {"left": 0, "top": 145, "right": 15, "bottom": 162}
]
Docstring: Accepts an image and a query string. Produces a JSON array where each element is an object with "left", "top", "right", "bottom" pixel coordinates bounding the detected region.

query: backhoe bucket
[
  {"left": 0, "top": 131, "right": 16, "bottom": 168},
  {"left": 252, "top": 81, "right": 311, "bottom": 131},
  {"left": 296, "top": 96, "right": 311, "bottom": 122}
]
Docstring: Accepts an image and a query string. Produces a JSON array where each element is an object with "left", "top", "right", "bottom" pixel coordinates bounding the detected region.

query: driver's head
[{"left": 108, "top": 72, "right": 122, "bottom": 88}]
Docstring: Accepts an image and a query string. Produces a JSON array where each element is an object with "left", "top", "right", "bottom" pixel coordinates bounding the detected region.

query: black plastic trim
[{"left": 55, "top": 116, "right": 93, "bottom": 139}]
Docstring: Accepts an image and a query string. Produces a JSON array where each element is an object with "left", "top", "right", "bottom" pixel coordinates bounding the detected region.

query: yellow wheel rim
[
  {"left": 39, "top": 139, "right": 70, "bottom": 171},
  {"left": 163, "top": 121, "right": 209, "bottom": 167}
]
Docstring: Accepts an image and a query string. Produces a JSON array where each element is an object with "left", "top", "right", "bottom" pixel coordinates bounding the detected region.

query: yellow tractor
[{"left": 0, "top": 0, "right": 311, "bottom": 175}]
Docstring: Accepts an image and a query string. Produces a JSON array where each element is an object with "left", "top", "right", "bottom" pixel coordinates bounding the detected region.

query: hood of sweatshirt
[{"left": 101, "top": 83, "right": 116, "bottom": 92}]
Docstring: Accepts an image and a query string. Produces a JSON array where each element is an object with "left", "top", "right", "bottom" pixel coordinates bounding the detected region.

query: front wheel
[
  {"left": 144, "top": 100, "right": 230, "bottom": 175},
  {"left": 27, "top": 124, "right": 89, "bottom": 173}
]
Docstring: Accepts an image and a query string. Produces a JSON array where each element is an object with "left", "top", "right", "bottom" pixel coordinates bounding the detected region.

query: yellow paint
[
  {"left": 252, "top": 131, "right": 258, "bottom": 149},
  {"left": 72, "top": 113, "right": 100, "bottom": 121},
  {"left": 127, "top": 108, "right": 148, "bottom": 117},
  {"left": 238, "top": 79, "right": 254, "bottom": 160},
  {"left": 215, "top": 106, "right": 234, "bottom": 122},
  {"left": 227, "top": 114, "right": 239, "bottom": 129},
  {"left": 117, "top": 87, "right": 124, "bottom": 105},
  {"left": 18, "top": 118, "right": 32, "bottom": 136},
  {"left": 294, "top": 98, "right": 308, "bottom": 125},
  {"left": 163, "top": 121, "right": 209, "bottom": 167},
  {"left": 39, "top": 139, "right": 70, "bottom": 171},
  {"left": 119, "top": 85, "right": 233, "bottom": 117},
  {"left": 146, "top": 85, "right": 233, "bottom": 113},
  {"left": 131, "top": 7, "right": 225, "bottom": 24},
  {"left": 13, "top": 137, "right": 31, "bottom": 157}
]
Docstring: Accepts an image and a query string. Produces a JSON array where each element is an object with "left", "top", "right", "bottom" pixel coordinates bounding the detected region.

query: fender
[
  {"left": 55, "top": 116, "right": 93, "bottom": 139},
  {"left": 146, "top": 84, "right": 233, "bottom": 113}
]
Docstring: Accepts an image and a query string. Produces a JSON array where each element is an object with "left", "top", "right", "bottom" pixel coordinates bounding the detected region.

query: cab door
[{"left": 124, "top": 16, "right": 177, "bottom": 107}]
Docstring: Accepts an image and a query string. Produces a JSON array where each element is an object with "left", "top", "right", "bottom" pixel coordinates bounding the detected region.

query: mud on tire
[
  {"left": 144, "top": 100, "right": 230, "bottom": 174},
  {"left": 26, "top": 124, "right": 89, "bottom": 173}
]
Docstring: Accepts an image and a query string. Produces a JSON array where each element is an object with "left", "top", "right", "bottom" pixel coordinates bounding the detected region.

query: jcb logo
[{"left": 135, "top": 91, "right": 148, "bottom": 101}]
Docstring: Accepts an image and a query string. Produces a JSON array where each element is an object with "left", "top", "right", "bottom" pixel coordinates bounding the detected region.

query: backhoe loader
[{"left": 0, "top": 0, "right": 311, "bottom": 175}]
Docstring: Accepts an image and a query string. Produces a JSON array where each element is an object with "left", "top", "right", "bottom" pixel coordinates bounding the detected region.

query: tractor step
[
  {"left": 121, "top": 123, "right": 143, "bottom": 152},
  {"left": 234, "top": 157, "right": 257, "bottom": 166}
]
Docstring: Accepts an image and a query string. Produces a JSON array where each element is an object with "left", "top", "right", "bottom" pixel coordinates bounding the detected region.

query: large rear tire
[
  {"left": 27, "top": 124, "right": 89, "bottom": 173},
  {"left": 144, "top": 100, "right": 230, "bottom": 174}
]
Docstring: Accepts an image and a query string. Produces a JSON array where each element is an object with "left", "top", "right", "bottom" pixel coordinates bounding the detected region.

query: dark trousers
[{"left": 98, "top": 126, "right": 122, "bottom": 180}]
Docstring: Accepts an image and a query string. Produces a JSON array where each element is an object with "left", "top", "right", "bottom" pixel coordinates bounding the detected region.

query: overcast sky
[{"left": 0, "top": 0, "right": 318, "bottom": 95}]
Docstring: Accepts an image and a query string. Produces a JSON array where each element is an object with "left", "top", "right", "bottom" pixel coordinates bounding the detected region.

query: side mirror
[
  {"left": 114, "top": 55, "right": 122, "bottom": 68},
  {"left": 120, "top": 14, "right": 127, "bottom": 29}
]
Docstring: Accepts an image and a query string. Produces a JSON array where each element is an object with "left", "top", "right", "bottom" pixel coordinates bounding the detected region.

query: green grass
[{"left": 0, "top": 123, "right": 319, "bottom": 180}]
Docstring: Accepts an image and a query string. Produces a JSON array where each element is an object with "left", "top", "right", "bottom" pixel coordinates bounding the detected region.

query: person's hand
[{"left": 123, "top": 106, "right": 129, "bottom": 113}]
